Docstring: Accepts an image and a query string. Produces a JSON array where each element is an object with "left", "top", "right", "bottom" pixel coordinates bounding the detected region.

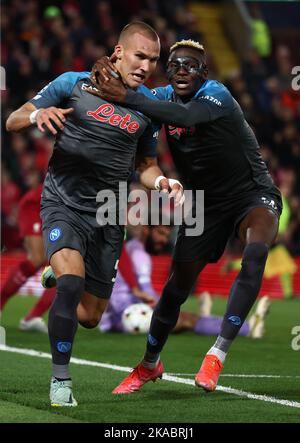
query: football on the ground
[{"left": 121, "top": 303, "right": 153, "bottom": 334}]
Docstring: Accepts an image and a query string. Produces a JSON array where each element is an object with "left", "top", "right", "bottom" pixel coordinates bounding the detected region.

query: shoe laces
[
  {"left": 206, "top": 356, "right": 222, "bottom": 372},
  {"left": 129, "top": 364, "right": 153, "bottom": 382},
  {"left": 52, "top": 379, "right": 71, "bottom": 390}
]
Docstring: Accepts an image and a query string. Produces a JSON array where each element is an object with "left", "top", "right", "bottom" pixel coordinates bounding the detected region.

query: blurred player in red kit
[{"left": 1, "top": 184, "right": 55, "bottom": 332}]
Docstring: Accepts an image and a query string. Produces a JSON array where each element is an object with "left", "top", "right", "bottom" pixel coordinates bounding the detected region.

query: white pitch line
[
  {"left": 163, "top": 375, "right": 300, "bottom": 408},
  {"left": 0, "top": 345, "right": 133, "bottom": 373},
  {"left": 168, "top": 373, "right": 300, "bottom": 379},
  {"left": 1, "top": 345, "right": 300, "bottom": 409}
]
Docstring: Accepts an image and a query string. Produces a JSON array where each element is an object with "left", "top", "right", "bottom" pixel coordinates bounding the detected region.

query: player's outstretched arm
[
  {"left": 137, "top": 155, "right": 184, "bottom": 207},
  {"left": 123, "top": 90, "right": 211, "bottom": 127},
  {"left": 6, "top": 102, "right": 39, "bottom": 132},
  {"left": 118, "top": 246, "right": 156, "bottom": 306},
  {"left": 90, "top": 56, "right": 213, "bottom": 127},
  {"left": 6, "top": 102, "right": 74, "bottom": 134}
]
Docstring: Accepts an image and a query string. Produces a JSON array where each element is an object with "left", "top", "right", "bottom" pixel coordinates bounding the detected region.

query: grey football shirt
[{"left": 30, "top": 72, "right": 158, "bottom": 212}]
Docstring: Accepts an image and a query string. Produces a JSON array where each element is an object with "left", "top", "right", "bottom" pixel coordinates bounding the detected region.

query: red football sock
[
  {"left": 0, "top": 259, "right": 37, "bottom": 310},
  {"left": 25, "top": 287, "right": 56, "bottom": 321}
]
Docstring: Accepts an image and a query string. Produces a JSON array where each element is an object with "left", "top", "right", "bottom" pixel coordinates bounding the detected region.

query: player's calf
[
  {"left": 48, "top": 275, "right": 84, "bottom": 376},
  {"left": 221, "top": 242, "right": 269, "bottom": 340},
  {"left": 48, "top": 275, "right": 84, "bottom": 406}
]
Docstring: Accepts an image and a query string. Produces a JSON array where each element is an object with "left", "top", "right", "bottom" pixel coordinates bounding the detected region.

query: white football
[{"left": 121, "top": 303, "right": 153, "bottom": 334}]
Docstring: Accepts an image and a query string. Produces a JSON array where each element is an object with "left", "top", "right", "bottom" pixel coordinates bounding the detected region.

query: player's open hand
[
  {"left": 36, "top": 106, "right": 74, "bottom": 135},
  {"left": 91, "top": 54, "right": 118, "bottom": 84},
  {"left": 89, "top": 54, "right": 127, "bottom": 103},
  {"left": 168, "top": 178, "right": 185, "bottom": 207}
]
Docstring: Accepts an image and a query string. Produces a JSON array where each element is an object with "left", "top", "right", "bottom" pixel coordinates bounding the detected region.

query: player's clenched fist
[
  {"left": 155, "top": 176, "right": 185, "bottom": 207},
  {"left": 34, "top": 107, "right": 74, "bottom": 135}
]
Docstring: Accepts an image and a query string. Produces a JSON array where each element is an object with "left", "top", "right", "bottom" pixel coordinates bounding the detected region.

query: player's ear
[
  {"left": 201, "top": 60, "right": 208, "bottom": 79},
  {"left": 114, "top": 44, "right": 123, "bottom": 60}
]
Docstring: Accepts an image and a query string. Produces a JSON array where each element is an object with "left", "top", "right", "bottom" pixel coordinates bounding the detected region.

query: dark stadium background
[
  {"left": 1, "top": 0, "right": 300, "bottom": 426},
  {"left": 1, "top": 0, "right": 300, "bottom": 298}
]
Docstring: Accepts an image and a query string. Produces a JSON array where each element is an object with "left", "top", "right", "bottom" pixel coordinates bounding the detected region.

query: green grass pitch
[{"left": 0, "top": 295, "right": 299, "bottom": 423}]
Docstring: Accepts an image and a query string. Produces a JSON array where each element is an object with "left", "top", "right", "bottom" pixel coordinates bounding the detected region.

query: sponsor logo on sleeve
[
  {"left": 261, "top": 197, "right": 277, "bottom": 210},
  {"left": 199, "top": 95, "right": 222, "bottom": 106},
  {"left": 32, "top": 83, "right": 51, "bottom": 100}
]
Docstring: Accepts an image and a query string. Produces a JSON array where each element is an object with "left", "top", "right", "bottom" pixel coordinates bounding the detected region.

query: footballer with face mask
[{"left": 90, "top": 40, "right": 282, "bottom": 395}]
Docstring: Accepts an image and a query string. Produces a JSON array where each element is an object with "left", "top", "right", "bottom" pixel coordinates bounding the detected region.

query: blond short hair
[{"left": 170, "top": 39, "right": 205, "bottom": 55}]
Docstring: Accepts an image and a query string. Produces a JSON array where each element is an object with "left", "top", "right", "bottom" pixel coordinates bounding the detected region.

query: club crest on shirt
[
  {"left": 168, "top": 125, "right": 196, "bottom": 137},
  {"left": 49, "top": 227, "right": 61, "bottom": 242}
]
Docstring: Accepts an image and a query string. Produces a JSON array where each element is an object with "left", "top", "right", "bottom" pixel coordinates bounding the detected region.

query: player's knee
[
  {"left": 51, "top": 249, "right": 85, "bottom": 279},
  {"left": 158, "top": 280, "right": 189, "bottom": 316},
  {"left": 241, "top": 242, "right": 269, "bottom": 278},
  {"left": 79, "top": 314, "right": 101, "bottom": 329},
  {"left": 79, "top": 319, "right": 98, "bottom": 329},
  {"left": 77, "top": 303, "right": 104, "bottom": 329}
]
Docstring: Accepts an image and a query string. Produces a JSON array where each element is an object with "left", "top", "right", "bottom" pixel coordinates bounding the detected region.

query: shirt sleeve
[
  {"left": 124, "top": 87, "right": 233, "bottom": 127},
  {"left": 29, "top": 71, "right": 90, "bottom": 109},
  {"left": 131, "top": 250, "right": 152, "bottom": 285},
  {"left": 150, "top": 85, "right": 173, "bottom": 101},
  {"left": 136, "top": 122, "right": 159, "bottom": 157}
]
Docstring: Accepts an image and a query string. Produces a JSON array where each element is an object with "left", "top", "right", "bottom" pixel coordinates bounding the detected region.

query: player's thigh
[
  {"left": 172, "top": 214, "right": 233, "bottom": 291},
  {"left": 238, "top": 207, "right": 279, "bottom": 247},
  {"left": 84, "top": 224, "right": 124, "bottom": 299},
  {"left": 24, "top": 235, "right": 46, "bottom": 268},
  {"left": 41, "top": 200, "right": 88, "bottom": 278}
]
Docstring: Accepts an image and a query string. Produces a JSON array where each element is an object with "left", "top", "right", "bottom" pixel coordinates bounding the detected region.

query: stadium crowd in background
[{"left": 1, "top": 0, "right": 300, "bottom": 255}]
